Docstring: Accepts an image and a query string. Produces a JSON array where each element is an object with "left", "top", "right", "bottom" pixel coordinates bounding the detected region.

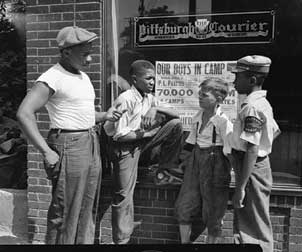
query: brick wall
[
  {"left": 25, "top": 0, "right": 103, "bottom": 243},
  {"left": 270, "top": 194, "right": 302, "bottom": 252},
  {"left": 25, "top": 1, "right": 302, "bottom": 250},
  {"left": 99, "top": 180, "right": 302, "bottom": 251}
]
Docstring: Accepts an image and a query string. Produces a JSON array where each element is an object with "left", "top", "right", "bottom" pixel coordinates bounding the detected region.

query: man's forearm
[
  {"left": 17, "top": 111, "right": 52, "bottom": 155},
  {"left": 95, "top": 111, "right": 107, "bottom": 123}
]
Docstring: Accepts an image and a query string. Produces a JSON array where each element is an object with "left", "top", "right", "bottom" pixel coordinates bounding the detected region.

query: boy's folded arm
[
  {"left": 152, "top": 106, "right": 179, "bottom": 119},
  {"left": 114, "top": 128, "right": 159, "bottom": 142}
]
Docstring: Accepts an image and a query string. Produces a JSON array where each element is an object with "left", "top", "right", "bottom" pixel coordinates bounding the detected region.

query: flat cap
[
  {"left": 231, "top": 55, "right": 271, "bottom": 74},
  {"left": 56, "top": 26, "right": 97, "bottom": 49}
]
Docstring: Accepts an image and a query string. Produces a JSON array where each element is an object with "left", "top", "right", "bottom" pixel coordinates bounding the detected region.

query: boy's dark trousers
[
  {"left": 232, "top": 150, "right": 273, "bottom": 252},
  {"left": 110, "top": 118, "right": 183, "bottom": 244},
  {"left": 175, "top": 145, "right": 231, "bottom": 238}
]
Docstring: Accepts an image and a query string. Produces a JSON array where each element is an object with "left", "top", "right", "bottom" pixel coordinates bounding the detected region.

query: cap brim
[
  {"left": 227, "top": 63, "right": 245, "bottom": 73},
  {"left": 227, "top": 63, "right": 246, "bottom": 73},
  {"left": 231, "top": 68, "right": 246, "bottom": 73},
  {"left": 87, "top": 35, "right": 98, "bottom": 43}
]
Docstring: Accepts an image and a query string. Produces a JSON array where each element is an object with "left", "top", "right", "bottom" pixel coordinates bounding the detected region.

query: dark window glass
[{"left": 105, "top": 0, "right": 302, "bottom": 186}]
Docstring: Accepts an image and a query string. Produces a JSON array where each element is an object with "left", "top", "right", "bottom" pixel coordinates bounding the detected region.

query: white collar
[
  {"left": 192, "top": 106, "right": 224, "bottom": 127},
  {"left": 242, "top": 90, "right": 267, "bottom": 107}
]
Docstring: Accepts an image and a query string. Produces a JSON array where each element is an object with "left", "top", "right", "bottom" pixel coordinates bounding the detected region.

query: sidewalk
[
  {"left": 0, "top": 189, "right": 28, "bottom": 245},
  {"left": 0, "top": 233, "right": 29, "bottom": 244}
]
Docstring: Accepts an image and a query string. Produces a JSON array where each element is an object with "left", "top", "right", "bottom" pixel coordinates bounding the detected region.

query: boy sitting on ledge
[{"left": 104, "top": 59, "right": 183, "bottom": 244}]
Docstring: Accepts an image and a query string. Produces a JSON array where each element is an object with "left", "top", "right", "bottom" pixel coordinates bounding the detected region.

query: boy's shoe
[
  {"left": 133, "top": 220, "right": 142, "bottom": 229},
  {"left": 167, "top": 167, "right": 184, "bottom": 178},
  {"left": 154, "top": 168, "right": 183, "bottom": 186}
]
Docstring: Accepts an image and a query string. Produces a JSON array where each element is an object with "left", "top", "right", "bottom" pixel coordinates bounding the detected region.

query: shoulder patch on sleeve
[{"left": 244, "top": 116, "right": 263, "bottom": 133}]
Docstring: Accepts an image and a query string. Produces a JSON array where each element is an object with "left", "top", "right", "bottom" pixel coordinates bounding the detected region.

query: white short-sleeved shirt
[
  {"left": 36, "top": 63, "right": 96, "bottom": 130},
  {"left": 186, "top": 106, "right": 233, "bottom": 155},
  {"left": 104, "top": 86, "right": 162, "bottom": 141},
  {"left": 229, "top": 90, "right": 280, "bottom": 157}
]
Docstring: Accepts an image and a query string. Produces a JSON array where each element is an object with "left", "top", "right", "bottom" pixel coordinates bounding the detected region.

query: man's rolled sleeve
[{"left": 36, "top": 71, "right": 59, "bottom": 93}]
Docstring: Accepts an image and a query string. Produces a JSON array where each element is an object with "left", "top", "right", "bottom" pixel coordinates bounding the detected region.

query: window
[{"left": 104, "top": 0, "right": 302, "bottom": 187}]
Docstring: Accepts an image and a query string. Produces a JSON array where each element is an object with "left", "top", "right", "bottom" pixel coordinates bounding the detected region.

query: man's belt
[{"left": 49, "top": 128, "right": 89, "bottom": 134}]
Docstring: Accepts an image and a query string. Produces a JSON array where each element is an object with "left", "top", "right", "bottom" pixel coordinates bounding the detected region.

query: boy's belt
[
  {"left": 232, "top": 149, "right": 267, "bottom": 162},
  {"left": 196, "top": 145, "right": 223, "bottom": 150}
]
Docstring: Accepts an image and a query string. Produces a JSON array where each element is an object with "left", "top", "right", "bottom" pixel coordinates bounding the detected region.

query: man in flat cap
[
  {"left": 229, "top": 55, "right": 280, "bottom": 252},
  {"left": 17, "top": 26, "right": 125, "bottom": 244}
]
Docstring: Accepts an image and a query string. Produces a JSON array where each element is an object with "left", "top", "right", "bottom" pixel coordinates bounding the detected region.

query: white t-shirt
[{"left": 36, "top": 63, "right": 96, "bottom": 130}]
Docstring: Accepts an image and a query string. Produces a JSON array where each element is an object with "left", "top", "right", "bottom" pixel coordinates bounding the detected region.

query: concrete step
[
  {"left": 0, "top": 234, "right": 28, "bottom": 244},
  {"left": 0, "top": 189, "right": 28, "bottom": 244}
]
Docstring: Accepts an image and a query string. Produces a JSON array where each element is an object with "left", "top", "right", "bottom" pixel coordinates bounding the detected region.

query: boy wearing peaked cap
[
  {"left": 229, "top": 55, "right": 280, "bottom": 252},
  {"left": 17, "top": 26, "right": 124, "bottom": 244}
]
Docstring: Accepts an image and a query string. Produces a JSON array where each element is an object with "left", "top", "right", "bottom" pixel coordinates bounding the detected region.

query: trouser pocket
[{"left": 44, "top": 144, "right": 63, "bottom": 180}]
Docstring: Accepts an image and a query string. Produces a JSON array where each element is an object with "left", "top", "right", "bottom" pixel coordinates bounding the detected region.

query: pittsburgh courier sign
[{"left": 134, "top": 11, "right": 275, "bottom": 47}]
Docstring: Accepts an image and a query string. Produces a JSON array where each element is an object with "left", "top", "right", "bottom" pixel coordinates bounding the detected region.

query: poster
[{"left": 155, "top": 61, "right": 238, "bottom": 131}]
